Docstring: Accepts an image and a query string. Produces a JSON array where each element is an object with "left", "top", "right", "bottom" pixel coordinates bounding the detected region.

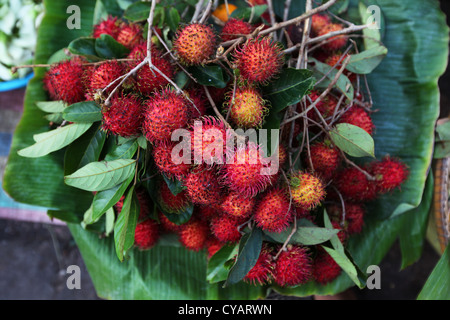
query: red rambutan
[
  {"left": 220, "top": 191, "right": 255, "bottom": 219},
  {"left": 157, "top": 180, "right": 190, "bottom": 214},
  {"left": 254, "top": 188, "right": 293, "bottom": 233},
  {"left": 43, "top": 58, "right": 86, "bottom": 104},
  {"left": 93, "top": 15, "right": 121, "bottom": 39},
  {"left": 221, "top": 18, "right": 254, "bottom": 42},
  {"left": 273, "top": 245, "right": 313, "bottom": 287},
  {"left": 102, "top": 93, "right": 143, "bottom": 137},
  {"left": 222, "top": 142, "right": 273, "bottom": 198},
  {"left": 244, "top": 243, "right": 274, "bottom": 285},
  {"left": 311, "top": 14, "right": 331, "bottom": 35},
  {"left": 368, "top": 157, "right": 409, "bottom": 194},
  {"left": 183, "top": 167, "right": 223, "bottom": 206},
  {"left": 338, "top": 106, "right": 374, "bottom": 135},
  {"left": 206, "top": 236, "right": 225, "bottom": 258},
  {"left": 186, "top": 86, "right": 209, "bottom": 117},
  {"left": 224, "top": 86, "right": 268, "bottom": 129},
  {"left": 134, "top": 219, "right": 160, "bottom": 249},
  {"left": 312, "top": 247, "right": 342, "bottom": 285},
  {"left": 87, "top": 60, "right": 125, "bottom": 99},
  {"left": 333, "top": 167, "right": 377, "bottom": 202},
  {"left": 328, "top": 203, "right": 365, "bottom": 235},
  {"left": 308, "top": 141, "right": 341, "bottom": 180},
  {"left": 173, "top": 23, "right": 217, "bottom": 65},
  {"left": 142, "top": 88, "right": 191, "bottom": 143},
  {"left": 196, "top": 205, "right": 219, "bottom": 222},
  {"left": 152, "top": 140, "right": 191, "bottom": 179},
  {"left": 290, "top": 171, "right": 326, "bottom": 210},
  {"left": 158, "top": 211, "right": 182, "bottom": 233},
  {"left": 234, "top": 36, "right": 284, "bottom": 84},
  {"left": 210, "top": 213, "right": 244, "bottom": 243},
  {"left": 179, "top": 218, "right": 209, "bottom": 251},
  {"left": 116, "top": 22, "right": 143, "bottom": 49},
  {"left": 317, "top": 23, "right": 348, "bottom": 51}
]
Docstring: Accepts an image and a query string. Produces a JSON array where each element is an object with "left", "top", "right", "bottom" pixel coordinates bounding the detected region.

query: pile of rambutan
[{"left": 23, "top": 1, "right": 408, "bottom": 292}]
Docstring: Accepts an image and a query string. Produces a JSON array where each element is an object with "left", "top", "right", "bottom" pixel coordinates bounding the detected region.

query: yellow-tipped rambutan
[
  {"left": 173, "top": 23, "right": 217, "bottom": 65},
  {"left": 290, "top": 171, "right": 326, "bottom": 210}
]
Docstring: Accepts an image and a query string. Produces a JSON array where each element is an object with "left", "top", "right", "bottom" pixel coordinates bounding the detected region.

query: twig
[
  {"left": 266, "top": 0, "right": 278, "bottom": 41},
  {"left": 340, "top": 151, "right": 376, "bottom": 181},
  {"left": 331, "top": 185, "right": 346, "bottom": 228},
  {"left": 199, "top": 0, "right": 213, "bottom": 24},
  {"left": 203, "top": 86, "right": 232, "bottom": 128},
  {"left": 274, "top": 217, "right": 297, "bottom": 261},
  {"left": 296, "top": 0, "right": 312, "bottom": 69},
  {"left": 278, "top": 0, "right": 292, "bottom": 43},
  {"left": 191, "top": 0, "right": 206, "bottom": 23},
  {"left": 307, "top": 23, "right": 370, "bottom": 46}
]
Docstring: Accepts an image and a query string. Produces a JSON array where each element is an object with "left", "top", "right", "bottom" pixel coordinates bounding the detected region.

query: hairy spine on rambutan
[
  {"left": 338, "top": 106, "right": 375, "bottom": 135},
  {"left": 101, "top": 93, "right": 143, "bottom": 137},
  {"left": 152, "top": 140, "right": 191, "bottom": 179},
  {"left": 173, "top": 23, "right": 217, "bottom": 66},
  {"left": 254, "top": 188, "right": 293, "bottom": 233},
  {"left": 93, "top": 15, "right": 121, "bottom": 39},
  {"left": 157, "top": 180, "right": 191, "bottom": 214},
  {"left": 224, "top": 86, "right": 268, "bottom": 129},
  {"left": 158, "top": 211, "right": 182, "bottom": 233},
  {"left": 367, "top": 157, "right": 409, "bottom": 194},
  {"left": 327, "top": 203, "right": 365, "bottom": 235},
  {"left": 311, "top": 14, "right": 331, "bottom": 35},
  {"left": 220, "top": 191, "right": 255, "bottom": 219},
  {"left": 134, "top": 219, "right": 160, "bottom": 249},
  {"left": 142, "top": 88, "right": 191, "bottom": 144},
  {"left": 333, "top": 167, "right": 377, "bottom": 202},
  {"left": 317, "top": 23, "right": 348, "bottom": 51},
  {"left": 179, "top": 218, "right": 210, "bottom": 251},
  {"left": 308, "top": 141, "right": 341, "bottom": 180},
  {"left": 210, "top": 213, "right": 245, "bottom": 243},
  {"left": 43, "top": 58, "right": 87, "bottom": 104},
  {"left": 87, "top": 60, "right": 125, "bottom": 99},
  {"left": 233, "top": 36, "right": 284, "bottom": 84},
  {"left": 221, "top": 18, "right": 254, "bottom": 42},
  {"left": 206, "top": 236, "right": 225, "bottom": 258},
  {"left": 243, "top": 243, "right": 274, "bottom": 285},
  {"left": 117, "top": 22, "right": 143, "bottom": 49},
  {"left": 312, "top": 247, "right": 342, "bottom": 285},
  {"left": 221, "top": 142, "right": 272, "bottom": 198},
  {"left": 273, "top": 245, "right": 313, "bottom": 287},
  {"left": 290, "top": 171, "right": 326, "bottom": 210},
  {"left": 183, "top": 166, "right": 223, "bottom": 206}
]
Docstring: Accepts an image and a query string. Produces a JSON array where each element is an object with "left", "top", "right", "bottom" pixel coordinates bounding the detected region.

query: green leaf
[
  {"left": 123, "top": 1, "right": 151, "bottom": 21},
  {"left": 64, "top": 123, "right": 107, "bottom": 175},
  {"left": 104, "top": 139, "right": 138, "bottom": 161},
  {"left": 330, "top": 123, "right": 375, "bottom": 158},
  {"left": 264, "top": 68, "right": 315, "bottom": 112},
  {"left": 44, "top": 113, "right": 64, "bottom": 124},
  {"left": 47, "top": 48, "right": 72, "bottom": 65},
  {"left": 114, "top": 186, "right": 139, "bottom": 262},
  {"left": 189, "top": 65, "right": 229, "bottom": 88},
  {"left": 346, "top": 45, "right": 388, "bottom": 74},
  {"left": 224, "top": 228, "right": 263, "bottom": 287},
  {"left": 310, "top": 58, "right": 354, "bottom": 101},
  {"left": 417, "top": 245, "right": 450, "bottom": 300},
  {"left": 92, "top": 174, "right": 134, "bottom": 221},
  {"left": 162, "top": 174, "right": 186, "bottom": 196},
  {"left": 105, "top": 207, "right": 115, "bottom": 237},
  {"left": 436, "top": 120, "right": 450, "bottom": 142},
  {"left": 95, "top": 34, "right": 130, "bottom": 59},
  {"left": 93, "top": 0, "right": 108, "bottom": 25},
  {"left": 36, "top": 101, "right": 66, "bottom": 113},
  {"left": 64, "top": 159, "right": 136, "bottom": 192},
  {"left": 47, "top": 209, "right": 83, "bottom": 224},
  {"left": 265, "top": 224, "right": 339, "bottom": 246},
  {"left": 162, "top": 203, "right": 194, "bottom": 225},
  {"left": 358, "top": 1, "right": 383, "bottom": 50},
  {"left": 207, "top": 245, "right": 238, "bottom": 284},
  {"left": 166, "top": 8, "right": 180, "bottom": 32},
  {"left": 230, "top": 5, "right": 267, "bottom": 22},
  {"left": 82, "top": 203, "right": 100, "bottom": 226},
  {"left": 137, "top": 136, "right": 147, "bottom": 150},
  {"left": 68, "top": 37, "right": 101, "bottom": 61},
  {"left": 18, "top": 123, "right": 92, "bottom": 158},
  {"left": 62, "top": 101, "right": 103, "bottom": 123}
]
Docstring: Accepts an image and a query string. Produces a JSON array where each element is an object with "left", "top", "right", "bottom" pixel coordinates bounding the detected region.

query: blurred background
[{"left": 0, "top": 0, "right": 448, "bottom": 300}]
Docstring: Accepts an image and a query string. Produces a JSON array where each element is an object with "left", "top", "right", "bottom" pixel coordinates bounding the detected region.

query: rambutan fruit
[
  {"left": 305, "top": 90, "right": 338, "bottom": 124},
  {"left": 234, "top": 36, "right": 284, "bottom": 84},
  {"left": 338, "top": 106, "right": 374, "bottom": 135},
  {"left": 196, "top": 205, "right": 219, "bottom": 222},
  {"left": 190, "top": 116, "right": 231, "bottom": 166},
  {"left": 333, "top": 167, "right": 377, "bottom": 202},
  {"left": 183, "top": 166, "right": 223, "bottom": 206},
  {"left": 116, "top": 22, "right": 143, "bottom": 49},
  {"left": 368, "top": 157, "right": 409, "bottom": 194},
  {"left": 221, "top": 142, "right": 273, "bottom": 198},
  {"left": 328, "top": 203, "right": 365, "bottom": 235},
  {"left": 210, "top": 213, "right": 245, "bottom": 243},
  {"left": 173, "top": 23, "right": 217, "bottom": 66},
  {"left": 317, "top": 23, "right": 348, "bottom": 51},
  {"left": 102, "top": 93, "right": 143, "bottom": 137},
  {"left": 142, "top": 88, "right": 191, "bottom": 144},
  {"left": 308, "top": 141, "right": 341, "bottom": 180},
  {"left": 224, "top": 86, "right": 268, "bottom": 129},
  {"left": 290, "top": 171, "right": 326, "bottom": 210},
  {"left": 186, "top": 86, "right": 209, "bottom": 117},
  {"left": 220, "top": 191, "right": 255, "bottom": 219},
  {"left": 134, "top": 219, "right": 160, "bottom": 250},
  {"left": 311, "top": 14, "right": 331, "bottom": 35},
  {"left": 87, "top": 60, "right": 125, "bottom": 99},
  {"left": 93, "top": 15, "right": 121, "bottom": 39},
  {"left": 152, "top": 140, "right": 191, "bottom": 179},
  {"left": 43, "top": 58, "right": 86, "bottom": 104},
  {"left": 157, "top": 181, "right": 190, "bottom": 214},
  {"left": 179, "top": 218, "right": 210, "bottom": 251},
  {"left": 158, "top": 211, "right": 182, "bottom": 233},
  {"left": 221, "top": 18, "right": 254, "bottom": 42},
  {"left": 244, "top": 243, "right": 274, "bottom": 285},
  {"left": 254, "top": 188, "right": 293, "bottom": 233},
  {"left": 312, "top": 247, "right": 341, "bottom": 285},
  {"left": 273, "top": 245, "right": 313, "bottom": 287},
  {"left": 206, "top": 236, "right": 225, "bottom": 258}
]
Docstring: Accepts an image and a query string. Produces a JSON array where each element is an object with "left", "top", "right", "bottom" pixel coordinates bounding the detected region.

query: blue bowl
[{"left": 0, "top": 72, "right": 34, "bottom": 92}]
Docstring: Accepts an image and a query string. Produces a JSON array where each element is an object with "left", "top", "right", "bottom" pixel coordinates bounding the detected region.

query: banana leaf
[{"left": 3, "top": 0, "right": 449, "bottom": 299}]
